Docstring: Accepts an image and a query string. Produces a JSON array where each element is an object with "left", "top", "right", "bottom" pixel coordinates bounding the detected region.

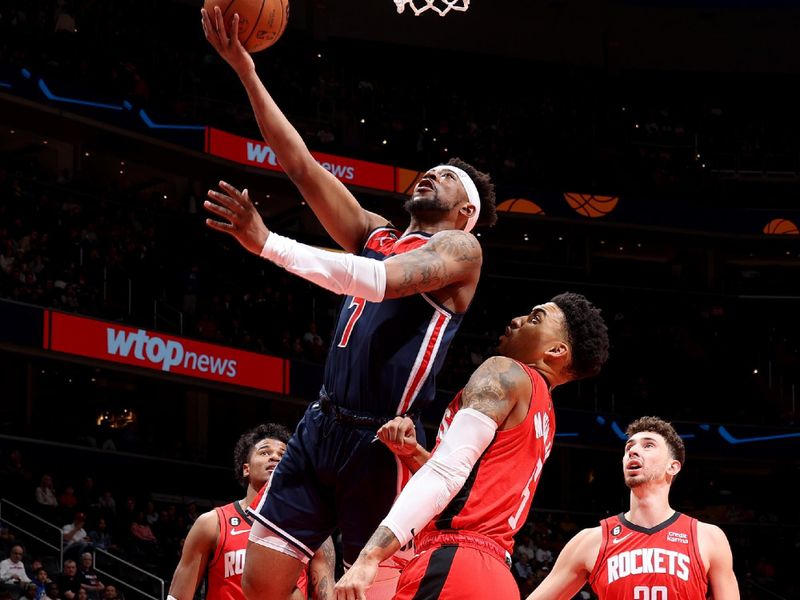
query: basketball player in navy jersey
[
  {"left": 524, "top": 417, "right": 738, "bottom": 600},
  {"left": 202, "top": 7, "right": 497, "bottom": 600},
  {"left": 335, "top": 293, "right": 609, "bottom": 600},
  {"left": 167, "top": 424, "right": 334, "bottom": 600}
]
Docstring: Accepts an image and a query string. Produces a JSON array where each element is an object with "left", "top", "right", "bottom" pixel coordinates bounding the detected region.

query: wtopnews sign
[
  {"left": 46, "top": 312, "right": 288, "bottom": 393},
  {"left": 205, "top": 128, "right": 397, "bottom": 192}
]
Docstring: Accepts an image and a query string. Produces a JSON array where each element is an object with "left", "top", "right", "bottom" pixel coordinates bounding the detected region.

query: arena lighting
[
  {"left": 138, "top": 109, "right": 205, "bottom": 131},
  {"left": 38, "top": 78, "right": 123, "bottom": 110},
  {"left": 717, "top": 426, "right": 800, "bottom": 444},
  {"left": 0, "top": 81, "right": 12, "bottom": 89}
]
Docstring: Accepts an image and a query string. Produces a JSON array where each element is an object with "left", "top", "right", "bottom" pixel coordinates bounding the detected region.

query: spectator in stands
[
  {"left": 32, "top": 568, "right": 50, "bottom": 600},
  {"left": 96, "top": 493, "right": 115, "bottom": 520},
  {"left": 55, "top": 561, "right": 80, "bottom": 600},
  {"left": 76, "top": 554, "right": 103, "bottom": 600},
  {"left": 34, "top": 475, "right": 58, "bottom": 520},
  {"left": 143, "top": 501, "right": 158, "bottom": 528},
  {"left": 2, "top": 451, "right": 33, "bottom": 500},
  {"left": 62, "top": 513, "right": 90, "bottom": 560},
  {"left": 1, "top": 545, "right": 31, "bottom": 595},
  {"left": 58, "top": 487, "right": 78, "bottom": 514},
  {"left": 42, "top": 582, "right": 60, "bottom": 600},
  {"left": 87, "top": 519, "right": 112, "bottom": 553},
  {"left": 128, "top": 511, "right": 158, "bottom": 556},
  {"left": 22, "top": 582, "right": 38, "bottom": 600},
  {"left": 100, "top": 585, "right": 120, "bottom": 600},
  {"left": 75, "top": 589, "right": 87, "bottom": 600}
]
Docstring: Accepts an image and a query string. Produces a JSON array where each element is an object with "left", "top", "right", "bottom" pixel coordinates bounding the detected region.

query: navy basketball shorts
[{"left": 249, "top": 400, "right": 418, "bottom": 564}]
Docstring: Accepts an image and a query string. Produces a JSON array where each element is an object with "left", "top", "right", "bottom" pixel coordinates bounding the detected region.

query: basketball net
[{"left": 394, "top": 0, "right": 470, "bottom": 17}]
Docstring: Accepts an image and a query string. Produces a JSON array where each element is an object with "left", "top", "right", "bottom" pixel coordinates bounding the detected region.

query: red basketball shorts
[{"left": 393, "top": 531, "right": 519, "bottom": 600}]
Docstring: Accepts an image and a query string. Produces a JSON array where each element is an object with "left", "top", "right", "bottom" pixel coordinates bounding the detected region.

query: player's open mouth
[
  {"left": 626, "top": 461, "right": 642, "bottom": 472},
  {"left": 416, "top": 179, "right": 435, "bottom": 192}
]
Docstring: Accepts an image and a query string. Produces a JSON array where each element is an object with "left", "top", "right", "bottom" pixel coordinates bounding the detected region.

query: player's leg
[
  {"left": 338, "top": 435, "right": 411, "bottom": 600},
  {"left": 242, "top": 538, "right": 304, "bottom": 600},
  {"left": 246, "top": 402, "right": 337, "bottom": 599}
]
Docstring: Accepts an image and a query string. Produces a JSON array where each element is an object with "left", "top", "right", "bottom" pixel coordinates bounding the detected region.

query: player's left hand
[
  {"left": 205, "top": 181, "right": 269, "bottom": 255},
  {"left": 334, "top": 556, "right": 379, "bottom": 600}
]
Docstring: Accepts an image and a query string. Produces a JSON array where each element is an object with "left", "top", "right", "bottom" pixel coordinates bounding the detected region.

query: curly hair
[
  {"left": 233, "top": 423, "right": 291, "bottom": 488},
  {"left": 626, "top": 416, "right": 685, "bottom": 466},
  {"left": 551, "top": 292, "right": 609, "bottom": 380},
  {"left": 445, "top": 157, "right": 497, "bottom": 227}
]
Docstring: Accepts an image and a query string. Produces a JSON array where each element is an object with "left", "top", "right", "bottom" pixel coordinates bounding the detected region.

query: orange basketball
[
  {"left": 763, "top": 218, "right": 799, "bottom": 235},
  {"left": 204, "top": 0, "right": 289, "bottom": 53},
  {"left": 564, "top": 193, "right": 619, "bottom": 218}
]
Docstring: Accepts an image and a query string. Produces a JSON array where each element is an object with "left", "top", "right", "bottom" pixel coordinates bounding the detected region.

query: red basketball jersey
[
  {"left": 590, "top": 513, "right": 708, "bottom": 600},
  {"left": 421, "top": 361, "right": 555, "bottom": 554},
  {"left": 207, "top": 502, "right": 308, "bottom": 599}
]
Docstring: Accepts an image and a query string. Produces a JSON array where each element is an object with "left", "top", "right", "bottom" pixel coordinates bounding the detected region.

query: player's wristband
[{"left": 260, "top": 232, "right": 386, "bottom": 301}]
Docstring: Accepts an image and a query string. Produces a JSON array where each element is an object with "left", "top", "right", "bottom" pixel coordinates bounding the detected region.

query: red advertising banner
[
  {"left": 206, "top": 127, "right": 396, "bottom": 192},
  {"left": 47, "top": 312, "right": 288, "bottom": 393}
]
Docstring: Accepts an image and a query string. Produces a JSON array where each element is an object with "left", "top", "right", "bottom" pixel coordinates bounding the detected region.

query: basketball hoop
[{"left": 394, "top": 0, "right": 470, "bottom": 17}]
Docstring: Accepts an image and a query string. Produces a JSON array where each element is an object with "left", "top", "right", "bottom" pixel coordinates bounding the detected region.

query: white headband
[{"left": 441, "top": 166, "right": 481, "bottom": 233}]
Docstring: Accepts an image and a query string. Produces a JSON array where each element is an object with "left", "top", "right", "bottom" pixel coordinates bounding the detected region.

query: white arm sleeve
[
  {"left": 260, "top": 232, "right": 386, "bottom": 302},
  {"left": 380, "top": 408, "right": 498, "bottom": 547}
]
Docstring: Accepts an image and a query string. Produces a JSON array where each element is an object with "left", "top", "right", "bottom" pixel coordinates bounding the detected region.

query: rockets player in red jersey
[
  {"left": 525, "top": 416, "right": 739, "bottom": 600},
  {"left": 167, "top": 424, "right": 335, "bottom": 600},
  {"left": 335, "top": 292, "right": 610, "bottom": 600}
]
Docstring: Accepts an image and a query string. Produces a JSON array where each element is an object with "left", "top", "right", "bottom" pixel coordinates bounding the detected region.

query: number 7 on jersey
[{"left": 338, "top": 297, "right": 366, "bottom": 348}]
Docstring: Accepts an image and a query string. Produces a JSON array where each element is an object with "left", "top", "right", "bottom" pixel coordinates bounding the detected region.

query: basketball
[{"left": 204, "top": 0, "right": 289, "bottom": 53}]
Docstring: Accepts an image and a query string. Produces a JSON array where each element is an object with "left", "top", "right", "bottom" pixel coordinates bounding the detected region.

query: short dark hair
[
  {"left": 445, "top": 157, "right": 497, "bottom": 227},
  {"left": 233, "top": 423, "right": 291, "bottom": 487},
  {"left": 626, "top": 416, "right": 686, "bottom": 466},
  {"left": 551, "top": 292, "right": 609, "bottom": 380}
]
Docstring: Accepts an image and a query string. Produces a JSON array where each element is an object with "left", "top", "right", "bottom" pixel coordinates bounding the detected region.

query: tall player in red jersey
[
  {"left": 525, "top": 416, "right": 739, "bottom": 600},
  {"left": 167, "top": 424, "right": 335, "bottom": 600},
  {"left": 335, "top": 292, "right": 610, "bottom": 600}
]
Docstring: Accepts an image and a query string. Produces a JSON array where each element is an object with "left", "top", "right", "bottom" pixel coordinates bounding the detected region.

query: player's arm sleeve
[
  {"left": 379, "top": 408, "right": 498, "bottom": 547},
  {"left": 261, "top": 232, "right": 386, "bottom": 301},
  {"left": 167, "top": 512, "right": 217, "bottom": 600}
]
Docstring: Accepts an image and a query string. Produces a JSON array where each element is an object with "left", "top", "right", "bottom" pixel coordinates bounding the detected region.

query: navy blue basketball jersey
[{"left": 323, "top": 227, "right": 465, "bottom": 415}]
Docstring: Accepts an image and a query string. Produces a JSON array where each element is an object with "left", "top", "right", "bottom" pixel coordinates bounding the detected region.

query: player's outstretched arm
[
  {"left": 167, "top": 511, "right": 218, "bottom": 600},
  {"left": 525, "top": 528, "right": 600, "bottom": 600},
  {"left": 201, "top": 7, "right": 386, "bottom": 253},
  {"left": 205, "top": 184, "right": 480, "bottom": 304},
  {"left": 700, "top": 523, "right": 740, "bottom": 600}
]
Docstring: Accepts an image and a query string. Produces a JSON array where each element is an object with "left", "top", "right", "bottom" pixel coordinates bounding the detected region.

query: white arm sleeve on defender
[
  {"left": 260, "top": 232, "right": 386, "bottom": 302},
  {"left": 380, "top": 408, "right": 498, "bottom": 547}
]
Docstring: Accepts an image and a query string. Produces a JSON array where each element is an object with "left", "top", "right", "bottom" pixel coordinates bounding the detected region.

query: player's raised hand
[
  {"left": 205, "top": 181, "right": 269, "bottom": 255},
  {"left": 376, "top": 416, "right": 418, "bottom": 457},
  {"left": 200, "top": 6, "right": 255, "bottom": 76}
]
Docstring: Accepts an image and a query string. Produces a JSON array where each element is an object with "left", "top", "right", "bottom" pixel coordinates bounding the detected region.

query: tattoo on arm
[
  {"left": 461, "top": 357, "right": 524, "bottom": 425},
  {"left": 310, "top": 537, "right": 335, "bottom": 600},
  {"left": 390, "top": 231, "right": 481, "bottom": 296},
  {"left": 362, "top": 526, "right": 399, "bottom": 556}
]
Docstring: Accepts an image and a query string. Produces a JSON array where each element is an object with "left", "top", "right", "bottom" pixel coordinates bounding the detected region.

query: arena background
[{"left": 1, "top": 0, "right": 799, "bottom": 598}]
